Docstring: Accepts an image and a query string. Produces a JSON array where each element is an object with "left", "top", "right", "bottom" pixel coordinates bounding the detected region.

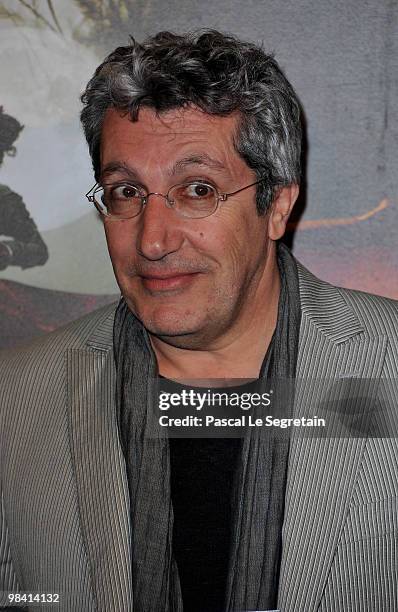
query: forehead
[
  {"left": 99, "top": 106, "right": 245, "bottom": 177},
  {"left": 102, "top": 105, "right": 239, "bottom": 141}
]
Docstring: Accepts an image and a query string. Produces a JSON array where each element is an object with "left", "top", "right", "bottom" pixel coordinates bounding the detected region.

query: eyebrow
[
  {"left": 100, "top": 161, "right": 137, "bottom": 182},
  {"left": 169, "top": 154, "right": 227, "bottom": 176},
  {"left": 100, "top": 154, "right": 229, "bottom": 183}
]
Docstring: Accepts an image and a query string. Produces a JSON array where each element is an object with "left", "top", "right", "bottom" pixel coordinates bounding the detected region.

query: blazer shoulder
[
  {"left": 0, "top": 302, "right": 118, "bottom": 436},
  {"left": 296, "top": 258, "right": 398, "bottom": 340},
  {"left": 336, "top": 285, "right": 398, "bottom": 335},
  {"left": 0, "top": 301, "right": 118, "bottom": 371}
]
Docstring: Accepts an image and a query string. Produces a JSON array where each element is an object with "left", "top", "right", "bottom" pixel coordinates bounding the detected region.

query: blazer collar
[
  {"left": 85, "top": 302, "right": 116, "bottom": 351},
  {"left": 296, "top": 259, "right": 365, "bottom": 343}
]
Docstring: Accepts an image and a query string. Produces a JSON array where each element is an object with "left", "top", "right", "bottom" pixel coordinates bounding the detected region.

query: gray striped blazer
[{"left": 1, "top": 260, "right": 398, "bottom": 611}]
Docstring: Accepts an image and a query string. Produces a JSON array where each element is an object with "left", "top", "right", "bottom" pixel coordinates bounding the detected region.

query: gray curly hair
[{"left": 80, "top": 29, "right": 302, "bottom": 214}]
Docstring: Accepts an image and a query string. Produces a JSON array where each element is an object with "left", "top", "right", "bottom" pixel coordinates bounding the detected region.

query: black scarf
[{"left": 113, "top": 242, "right": 301, "bottom": 611}]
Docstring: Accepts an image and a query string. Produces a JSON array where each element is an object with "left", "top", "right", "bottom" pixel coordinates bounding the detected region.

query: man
[
  {"left": 0, "top": 107, "right": 48, "bottom": 271},
  {"left": 1, "top": 30, "right": 397, "bottom": 612}
]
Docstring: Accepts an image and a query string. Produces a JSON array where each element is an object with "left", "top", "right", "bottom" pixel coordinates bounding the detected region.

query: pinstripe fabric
[
  {"left": 67, "top": 348, "right": 132, "bottom": 612},
  {"left": 0, "top": 308, "right": 115, "bottom": 612},
  {"left": 277, "top": 264, "right": 398, "bottom": 612},
  {"left": 0, "top": 492, "right": 20, "bottom": 607},
  {"left": 1, "top": 261, "right": 398, "bottom": 611}
]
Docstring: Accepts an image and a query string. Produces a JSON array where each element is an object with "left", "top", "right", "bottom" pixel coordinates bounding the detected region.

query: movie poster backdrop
[{"left": 0, "top": 0, "right": 396, "bottom": 349}]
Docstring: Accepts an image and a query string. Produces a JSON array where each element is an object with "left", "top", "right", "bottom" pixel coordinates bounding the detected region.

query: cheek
[
  {"left": 104, "top": 221, "right": 134, "bottom": 263},
  {"left": 192, "top": 223, "right": 247, "bottom": 282},
  {"left": 218, "top": 219, "right": 268, "bottom": 284},
  {"left": 198, "top": 208, "right": 259, "bottom": 261}
]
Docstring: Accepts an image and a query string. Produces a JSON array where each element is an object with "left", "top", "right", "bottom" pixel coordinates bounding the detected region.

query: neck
[{"left": 150, "top": 249, "right": 281, "bottom": 380}]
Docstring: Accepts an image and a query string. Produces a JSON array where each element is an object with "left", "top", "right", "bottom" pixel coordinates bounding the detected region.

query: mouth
[{"left": 140, "top": 272, "right": 201, "bottom": 292}]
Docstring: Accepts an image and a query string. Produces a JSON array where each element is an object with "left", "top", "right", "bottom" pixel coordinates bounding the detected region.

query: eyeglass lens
[{"left": 95, "top": 182, "right": 218, "bottom": 219}]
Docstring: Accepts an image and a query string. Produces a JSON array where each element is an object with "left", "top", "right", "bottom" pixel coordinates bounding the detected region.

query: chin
[
  {"left": 145, "top": 323, "right": 207, "bottom": 349},
  {"left": 128, "top": 301, "right": 201, "bottom": 338},
  {"left": 144, "top": 318, "right": 199, "bottom": 339}
]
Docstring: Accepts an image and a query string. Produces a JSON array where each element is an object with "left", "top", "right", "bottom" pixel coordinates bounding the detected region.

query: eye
[
  {"left": 100, "top": 182, "right": 143, "bottom": 217},
  {"left": 110, "top": 184, "right": 141, "bottom": 200},
  {"left": 184, "top": 183, "right": 215, "bottom": 199}
]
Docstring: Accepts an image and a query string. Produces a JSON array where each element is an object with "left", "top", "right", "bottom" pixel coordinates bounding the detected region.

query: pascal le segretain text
[{"left": 158, "top": 415, "right": 326, "bottom": 428}]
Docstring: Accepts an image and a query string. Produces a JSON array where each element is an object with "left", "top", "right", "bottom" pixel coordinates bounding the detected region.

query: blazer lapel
[
  {"left": 277, "top": 264, "right": 387, "bottom": 611},
  {"left": 67, "top": 309, "right": 133, "bottom": 612}
]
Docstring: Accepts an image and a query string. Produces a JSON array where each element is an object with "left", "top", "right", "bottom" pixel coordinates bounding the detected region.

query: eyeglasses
[{"left": 85, "top": 178, "right": 265, "bottom": 220}]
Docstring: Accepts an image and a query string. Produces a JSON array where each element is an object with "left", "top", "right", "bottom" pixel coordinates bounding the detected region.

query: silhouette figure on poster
[{"left": 0, "top": 107, "right": 48, "bottom": 270}]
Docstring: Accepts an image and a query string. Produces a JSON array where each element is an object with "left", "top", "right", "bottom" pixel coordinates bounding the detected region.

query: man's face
[{"left": 100, "top": 106, "right": 274, "bottom": 348}]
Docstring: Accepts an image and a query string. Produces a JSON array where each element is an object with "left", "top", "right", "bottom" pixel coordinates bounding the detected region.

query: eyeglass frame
[{"left": 85, "top": 177, "right": 266, "bottom": 220}]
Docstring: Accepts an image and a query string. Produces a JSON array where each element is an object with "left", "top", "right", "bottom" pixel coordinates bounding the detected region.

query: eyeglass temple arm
[
  {"left": 220, "top": 178, "right": 266, "bottom": 201},
  {"left": 85, "top": 183, "right": 99, "bottom": 201}
]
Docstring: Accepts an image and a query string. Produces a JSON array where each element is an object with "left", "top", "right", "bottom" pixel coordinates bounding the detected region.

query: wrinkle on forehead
[
  {"left": 105, "top": 105, "right": 240, "bottom": 136},
  {"left": 101, "top": 154, "right": 230, "bottom": 183},
  {"left": 100, "top": 106, "right": 250, "bottom": 185}
]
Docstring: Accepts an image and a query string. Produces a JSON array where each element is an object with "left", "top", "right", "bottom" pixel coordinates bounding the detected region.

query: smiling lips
[{"left": 140, "top": 272, "right": 201, "bottom": 291}]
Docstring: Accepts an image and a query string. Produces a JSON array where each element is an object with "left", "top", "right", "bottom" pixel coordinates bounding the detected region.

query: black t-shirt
[
  {"left": 170, "top": 436, "right": 242, "bottom": 612},
  {"left": 167, "top": 379, "right": 261, "bottom": 612}
]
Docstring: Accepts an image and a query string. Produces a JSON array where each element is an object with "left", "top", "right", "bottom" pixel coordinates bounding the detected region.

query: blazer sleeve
[{"left": 0, "top": 485, "right": 23, "bottom": 609}]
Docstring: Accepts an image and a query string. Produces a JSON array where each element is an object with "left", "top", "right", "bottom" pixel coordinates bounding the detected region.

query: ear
[{"left": 268, "top": 184, "right": 299, "bottom": 240}]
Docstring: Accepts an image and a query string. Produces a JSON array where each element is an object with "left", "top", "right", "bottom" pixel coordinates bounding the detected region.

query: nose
[{"left": 136, "top": 193, "right": 184, "bottom": 261}]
